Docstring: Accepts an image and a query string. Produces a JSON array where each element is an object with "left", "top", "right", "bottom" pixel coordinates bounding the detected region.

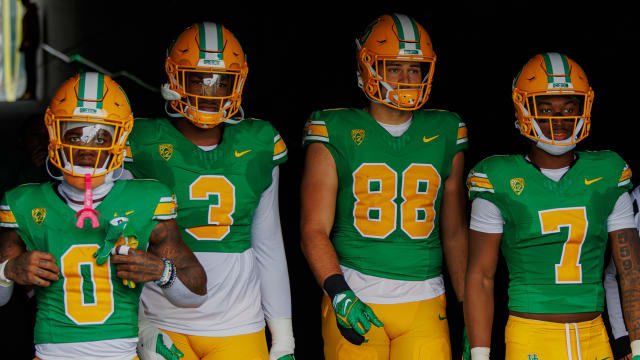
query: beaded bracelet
[{"left": 155, "top": 258, "right": 176, "bottom": 288}]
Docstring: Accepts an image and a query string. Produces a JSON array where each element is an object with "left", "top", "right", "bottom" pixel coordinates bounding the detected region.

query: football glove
[{"left": 332, "top": 290, "right": 383, "bottom": 345}]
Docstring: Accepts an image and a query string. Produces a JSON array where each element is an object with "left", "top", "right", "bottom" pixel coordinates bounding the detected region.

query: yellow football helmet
[
  {"left": 165, "top": 22, "right": 248, "bottom": 128},
  {"left": 44, "top": 72, "right": 133, "bottom": 177},
  {"left": 356, "top": 14, "right": 436, "bottom": 110},
  {"left": 512, "top": 52, "right": 594, "bottom": 149}
]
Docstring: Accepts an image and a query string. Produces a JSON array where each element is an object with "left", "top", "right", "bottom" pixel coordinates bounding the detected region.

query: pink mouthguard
[{"left": 75, "top": 173, "right": 100, "bottom": 228}]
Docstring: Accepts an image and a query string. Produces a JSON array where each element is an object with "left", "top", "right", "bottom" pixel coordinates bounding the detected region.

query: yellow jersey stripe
[
  {"left": 274, "top": 138, "right": 287, "bottom": 156},
  {"left": 619, "top": 168, "right": 632, "bottom": 182},
  {"left": 306, "top": 124, "right": 329, "bottom": 138},
  {"left": 457, "top": 126, "right": 468, "bottom": 140},
  {"left": 468, "top": 177, "right": 493, "bottom": 189},
  {"left": 0, "top": 209, "right": 17, "bottom": 224},
  {"left": 153, "top": 202, "right": 177, "bottom": 217}
]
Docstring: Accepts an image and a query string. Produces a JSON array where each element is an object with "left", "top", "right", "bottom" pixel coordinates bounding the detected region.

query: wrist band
[
  {"left": 631, "top": 339, "right": 640, "bottom": 357},
  {"left": 155, "top": 258, "right": 176, "bottom": 288},
  {"left": 323, "top": 273, "right": 350, "bottom": 300},
  {"left": 0, "top": 259, "right": 14, "bottom": 287},
  {"left": 470, "top": 346, "right": 490, "bottom": 360}
]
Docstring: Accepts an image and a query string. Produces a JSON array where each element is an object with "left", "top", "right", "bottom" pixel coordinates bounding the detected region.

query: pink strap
[{"left": 75, "top": 174, "right": 100, "bottom": 228}]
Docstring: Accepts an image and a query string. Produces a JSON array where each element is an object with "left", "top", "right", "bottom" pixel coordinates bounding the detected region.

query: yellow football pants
[
  {"left": 161, "top": 328, "right": 268, "bottom": 360},
  {"left": 505, "top": 315, "right": 613, "bottom": 360},
  {"left": 322, "top": 294, "right": 451, "bottom": 360}
]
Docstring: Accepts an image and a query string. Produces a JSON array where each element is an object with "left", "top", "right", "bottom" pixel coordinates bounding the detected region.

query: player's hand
[
  {"left": 110, "top": 246, "right": 164, "bottom": 285},
  {"left": 461, "top": 326, "right": 470, "bottom": 360},
  {"left": 5, "top": 251, "right": 59, "bottom": 287},
  {"left": 137, "top": 324, "right": 184, "bottom": 360},
  {"left": 332, "top": 290, "right": 383, "bottom": 345}
]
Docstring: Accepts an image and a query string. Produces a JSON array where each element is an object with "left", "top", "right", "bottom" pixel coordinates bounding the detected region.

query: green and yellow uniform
[
  {"left": 468, "top": 151, "right": 632, "bottom": 359},
  {"left": 304, "top": 108, "right": 468, "bottom": 360},
  {"left": 0, "top": 179, "right": 176, "bottom": 357}
]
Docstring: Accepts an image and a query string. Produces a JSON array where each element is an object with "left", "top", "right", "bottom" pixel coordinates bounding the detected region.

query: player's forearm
[
  {"left": 300, "top": 229, "right": 341, "bottom": 287},
  {"left": 464, "top": 271, "right": 495, "bottom": 347},
  {"left": 613, "top": 229, "right": 640, "bottom": 340},
  {"left": 442, "top": 228, "right": 467, "bottom": 301},
  {"left": 440, "top": 179, "right": 469, "bottom": 301},
  {"left": 149, "top": 221, "right": 207, "bottom": 295}
]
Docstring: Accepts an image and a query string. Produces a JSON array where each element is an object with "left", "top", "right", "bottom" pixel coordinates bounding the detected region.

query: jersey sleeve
[
  {"left": 152, "top": 193, "right": 178, "bottom": 221},
  {"left": 617, "top": 160, "right": 632, "bottom": 190},
  {"left": 302, "top": 116, "right": 330, "bottom": 145},
  {"left": 452, "top": 113, "right": 468, "bottom": 153},
  {"left": 272, "top": 132, "right": 288, "bottom": 166},
  {"left": 0, "top": 196, "right": 17, "bottom": 229},
  {"left": 467, "top": 159, "right": 496, "bottom": 202}
]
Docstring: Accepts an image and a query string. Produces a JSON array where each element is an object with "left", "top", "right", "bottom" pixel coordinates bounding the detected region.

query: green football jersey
[
  {"left": 0, "top": 180, "right": 177, "bottom": 344},
  {"left": 125, "top": 117, "right": 287, "bottom": 253},
  {"left": 303, "top": 108, "right": 468, "bottom": 281},
  {"left": 468, "top": 151, "right": 633, "bottom": 314}
]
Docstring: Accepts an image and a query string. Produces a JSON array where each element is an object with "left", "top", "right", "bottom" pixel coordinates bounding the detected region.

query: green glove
[
  {"left": 332, "top": 290, "right": 384, "bottom": 336},
  {"left": 462, "top": 326, "right": 470, "bottom": 360},
  {"left": 156, "top": 334, "right": 184, "bottom": 360},
  {"left": 276, "top": 355, "right": 295, "bottom": 360}
]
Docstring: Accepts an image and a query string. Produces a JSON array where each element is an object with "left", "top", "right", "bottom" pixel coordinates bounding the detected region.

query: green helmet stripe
[
  {"left": 391, "top": 14, "right": 420, "bottom": 52},
  {"left": 95, "top": 73, "right": 104, "bottom": 109},
  {"left": 198, "top": 22, "right": 223, "bottom": 60},
  {"left": 542, "top": 52, "right": 572, "bottom": 87},
  {"left": 76, "top": 72, "right": 104, "bottom": 109}
]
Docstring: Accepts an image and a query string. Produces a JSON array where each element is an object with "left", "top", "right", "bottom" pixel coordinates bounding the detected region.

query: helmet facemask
[
  {"left": 166, "top": 65, "right": 245, "bottom": 128},
  {"left": 514, "top": 92, "right": 593, "bottom": 155},
  {"left": 358, "top": 54, "right": 435, "bottom": 110}
]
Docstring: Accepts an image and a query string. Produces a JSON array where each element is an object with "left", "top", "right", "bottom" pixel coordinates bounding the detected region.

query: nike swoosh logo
[
  {"left": 235, "top": 150, "right": 252, "bottom": 157},
  {"left": 343, "top": 299, "right": 352, "bottom": 314},
  {"left": 438, "top": 314, "right": 447, "bottom": 320},
  {"left": 584, "top": 177, "right": 603, "bottom": 185},
  {"left": 423, "top": 135, "right": 440, "bottom": 143}
]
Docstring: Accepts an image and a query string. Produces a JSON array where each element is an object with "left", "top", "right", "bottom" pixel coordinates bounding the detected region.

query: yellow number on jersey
[
  {"left": 353, "top": 164, "right": 397, "bottom": 238},
  {"left": 401, "top": 164, "right": 441, "bottom": 238},
  {"left": 186, "top": 175, "right": 235, "bottom": 241},
  {"left": 539, "top": 207, "right": 588, "bottom": 284},
  {"left": 353, "top": 163, "right": 441, "bottom": 239},
  {"left": 62, "top": 245, "right": 114, "bottom": 324}
]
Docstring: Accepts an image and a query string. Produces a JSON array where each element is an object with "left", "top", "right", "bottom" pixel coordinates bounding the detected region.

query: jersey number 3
[
  {"left": 353, "top": 163, "right": 441, "bottom": 239},
  {"left": 186, "top": 175, "right": 236, "bottom": 241},
  {"left": 539, "top": 207, "right": 588, "bottom": 284}
]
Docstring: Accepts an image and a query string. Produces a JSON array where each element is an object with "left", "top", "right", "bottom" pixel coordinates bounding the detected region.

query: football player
[
  {"left": 123, "top": 22, "right": 295, "bottom": 360},
  {"left": 300, "top": 13, "right": 469, "bottom": 360},
  {"left": 464, "top": 53, "right": 640, "bottom": 360},
  {"left": 0, "top": 72, "right": 207, "bottom": 360}
]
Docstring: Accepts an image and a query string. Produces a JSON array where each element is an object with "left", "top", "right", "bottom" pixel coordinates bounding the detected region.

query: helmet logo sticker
[
  {"left": 158, "top": 144, "right": 174, "bottom": 161},
  {"left": 510, "top": 178, "right": 525, "bottom": 196},
  {"left": 351, "top": 129, "right": 365, "bottom": 146},
  {"left": 31, "top": 208, "right": 46, "bottom": 226}
]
